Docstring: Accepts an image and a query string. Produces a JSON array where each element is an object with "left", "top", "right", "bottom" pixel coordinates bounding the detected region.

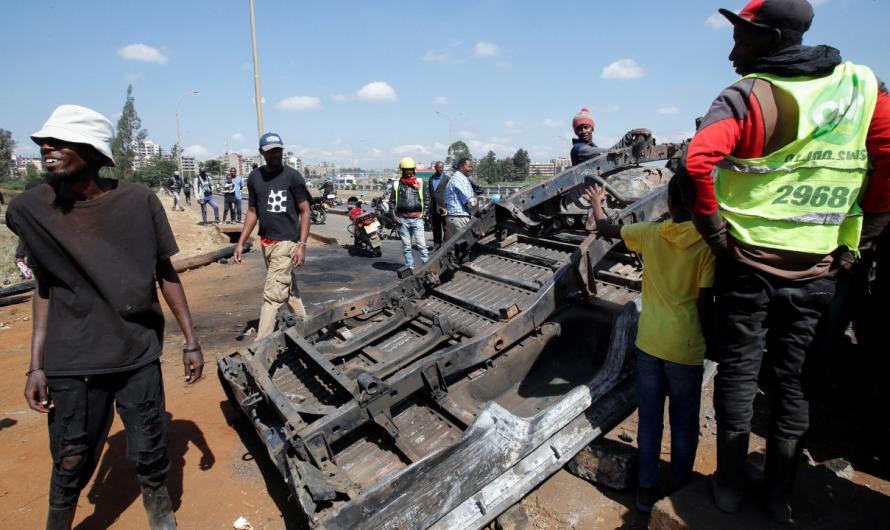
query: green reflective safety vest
[
  {"left": 714, "top": 62, "right": 877, "bottom": 255},
  {"left": 392, "top": 180, "right": 425, "bottom": 212}
]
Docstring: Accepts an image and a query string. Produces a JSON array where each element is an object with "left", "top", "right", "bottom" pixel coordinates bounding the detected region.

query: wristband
[
  {"left": 297, "top": 240, "right": 307, "bottom": 246},
  {"left": 26, "top": 367, "right": 44, "bottom": 376},
  {"left": 183, "top": 346, "right": 202, "bottom": 353}
]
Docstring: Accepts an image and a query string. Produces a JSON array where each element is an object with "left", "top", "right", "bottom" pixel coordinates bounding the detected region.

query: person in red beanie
[{"left": 570, "top": 107, "right": 651, "bottom": 165}]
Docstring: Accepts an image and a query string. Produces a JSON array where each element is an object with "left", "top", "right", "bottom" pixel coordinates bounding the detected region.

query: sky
[{"left": 3, "top": 0, "right": 889, "bottom": 169}]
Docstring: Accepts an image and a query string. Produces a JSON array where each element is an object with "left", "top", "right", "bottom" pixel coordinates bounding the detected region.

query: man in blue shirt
[
  {"left": 442, "top": 158, "right": 476, "bottom": 236},
  {"left": 228, "top": 167, "right": 244, "bottom": 223}
]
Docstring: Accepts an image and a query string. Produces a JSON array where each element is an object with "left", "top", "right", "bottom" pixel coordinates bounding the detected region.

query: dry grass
[{"left": 0, "top": 221, "right": 23, "bottom": 283}]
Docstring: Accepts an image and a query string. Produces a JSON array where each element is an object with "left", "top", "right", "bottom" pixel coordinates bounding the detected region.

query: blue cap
[{"left": 260, "top": 132, "right": 284, "bottom": 151}]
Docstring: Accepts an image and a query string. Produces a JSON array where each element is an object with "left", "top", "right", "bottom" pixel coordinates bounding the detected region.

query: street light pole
[
  {"left": 176, "top": 91, "right": 201, "bottom": 178},
  {"left": 436, "top": 111, "right": 463, "bottom": 164},
  {"left": 557, "top": 135, "right": 570, "bottom": 163},
  {"left": 249, "top": 0, "right": 264, "bottom": 140}
]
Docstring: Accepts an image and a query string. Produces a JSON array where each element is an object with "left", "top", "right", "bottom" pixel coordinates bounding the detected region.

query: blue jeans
[
  {"left": 636, "top": 348, "right": 703, "bottom": 489},
  {"left": 397, "top": 216, "right": 429, "bottom": 270},
  {"left": 200, "top": 195, "right": 219, "bottom": 223}
]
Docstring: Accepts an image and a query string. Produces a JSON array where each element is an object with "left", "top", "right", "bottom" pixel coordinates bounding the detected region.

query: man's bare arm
[
  {"left": 156, "top": 257, "right": 203, "bottom": 382},
  {"left": 24, "top": 268, "right": 52, "bottom": 412},
  {"left": 234, "top": 207, "right": 258, "bottom": 264},
  {"left": 294, "top": 200, "right": 311, "bottom": 267}
]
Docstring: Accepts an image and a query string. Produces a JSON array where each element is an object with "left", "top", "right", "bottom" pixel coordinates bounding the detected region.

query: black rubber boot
[
  {"left": 141, "top": 484, "right": 178, "bottom": 530},
  {"left": 46, "top": 505, "right": 76, "bottom": 530},
  {"left": 712, "top": 428, "right": 750, "bottom": 513},
  {"left": 761, "top": 434, "right": 805, "bottom": 524}
]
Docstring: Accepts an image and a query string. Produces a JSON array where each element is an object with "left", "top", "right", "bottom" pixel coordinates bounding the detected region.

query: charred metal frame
[{"left": 218, "top": 139, "right": 687, "bottom": 529}]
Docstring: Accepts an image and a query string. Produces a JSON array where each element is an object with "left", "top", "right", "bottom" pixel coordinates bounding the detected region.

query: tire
[
  {"left": 315, "top": 207, "right": 327, "bottom": 224},
  {"left": 375, "top": 248, "right": 383, "bottom": 257}
]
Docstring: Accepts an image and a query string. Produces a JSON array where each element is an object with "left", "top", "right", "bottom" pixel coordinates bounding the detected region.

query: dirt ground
[{"left": 1, "top": 202, "right": 889, "bottom": 529}]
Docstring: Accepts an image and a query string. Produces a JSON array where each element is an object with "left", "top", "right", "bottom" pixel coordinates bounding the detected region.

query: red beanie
[{"left": 572, "top": 108, "right": 595, "bottom": 131}]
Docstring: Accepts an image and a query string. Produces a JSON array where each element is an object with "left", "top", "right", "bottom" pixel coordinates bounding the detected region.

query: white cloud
[
  {"left": 183, "top": 145, "right": 213, "bottom": 159},
  {"left": 237, "top": 147, "right": 258, "bottom": 157},
  {"left": 450, "top": 40, "right": 462, "bottom": 47},
  {"left": 542, "top": 119, "right": 565, "bottom": 129},
  {"left": 458, "top": 130, "right": 477, "bottom": 140},
  {"left": 705, "top": 13, "right": 733, "bottom": 29},
  {"left": 658, "top": 107, "right": 681, "bottom": 115},
  {"left": 601, "top": 59, "right": 645, "bottom": 80},
  {"left": 468, "top": 139, "right": 518, "bottom": 156},
  {"left": 124, "top": 72, "right": 142, "bottom": 82},
  {"left": 391, "top": 145, "right": 432, "bottom": 156},
  {"left": 332, "top": 139, "right": 343, "bottom": 145},
  {"left": 331, "top": 94, "right": 349, "bottom": 102},
  {"left": 231, "top": 133, "right": 246, "bottom": 142},
  {"left": 434, "top": 96, "right": 452, "bottom": 105},
  {"left": 355, "top": 81, "right": 397, "bottom": 102},
  {"left": 592, "top": 134, "right": 620, "bottom": 147},
  {"left": 423, "top": 50, "right": 450, "bottom": 63},
  {"left": 276, "top": 95, "right": 322, "bottom": 112},
  {"left": 503, "top": 121, "right": 524, "bottom": 135},
  {"left": 475, "top": 41, "right": 500, "bottom": 57},
  {"left": 654, "top": 130, "right": 697, "bottom": 143},
  {"left": 590, "top": 105, "right": 621, "bottom": 113},
  {"left": 117, "top": 44, "right": 168, "bottom": 65}
]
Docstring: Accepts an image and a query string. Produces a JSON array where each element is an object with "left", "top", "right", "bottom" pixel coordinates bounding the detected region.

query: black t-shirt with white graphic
[{"left": 247, "top": 165, "right": 310, "bottom": 241}]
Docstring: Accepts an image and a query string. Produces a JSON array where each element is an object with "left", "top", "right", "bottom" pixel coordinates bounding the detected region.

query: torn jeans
[{"left": 46, "top": 360, "right": 170, "bottom": 509}]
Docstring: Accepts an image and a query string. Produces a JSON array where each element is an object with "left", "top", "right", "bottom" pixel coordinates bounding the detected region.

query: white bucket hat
[{"left": 31, "top": 105, "right": 116, "bottom": 167}]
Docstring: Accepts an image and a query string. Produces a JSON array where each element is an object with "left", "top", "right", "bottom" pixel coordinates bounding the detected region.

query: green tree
[
  {"left": 497, "top": 157, "right": 518, "bottom": 182},
  {"left": 447, "top": 141, "right": 472, "bottom": 166},
  {"left": 134, "top": 158, "right": 178, "bottom": 188},
  {"left": 0, "top": 129, "right": 18, "bottom": 182},
  {"left": 477, "top": 150, "right": 498, "bottom": 184},
  {"left": 512, "top": 148, "right": 530, "bottom": 177},
  {"left": 204, "top": 159, "right": 225, "bottom": 177},
  {"left": 111, "top": 85, "right": 148, "bottom": 181}
]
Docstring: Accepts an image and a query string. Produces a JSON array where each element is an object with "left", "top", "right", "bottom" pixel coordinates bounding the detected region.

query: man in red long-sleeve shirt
[{"left": 680, "top": 0, "right": 890, "bottom": 522}]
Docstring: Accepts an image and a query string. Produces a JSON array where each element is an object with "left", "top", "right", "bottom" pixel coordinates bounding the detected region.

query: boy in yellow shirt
[{"left": 586, "top": 175, "right": 716, "bottom": 512}]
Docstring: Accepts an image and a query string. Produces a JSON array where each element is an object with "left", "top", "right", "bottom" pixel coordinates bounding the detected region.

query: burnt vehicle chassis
[{"left": 218, "top": 139, "right": 695, "bottom": 529}]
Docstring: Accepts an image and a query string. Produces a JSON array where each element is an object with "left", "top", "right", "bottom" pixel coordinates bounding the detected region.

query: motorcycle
[
  {"left": 370, "top": 196, "right": 399, "bottom": 240},
  {"left": 322, "top": 193, "right": 337, "bottom": 209},
  {"left": 309, "top": 196, "right": 327, "bottom": 224},
  {"left": 347, "top": 191, "right": 383, "bottom": 257}
]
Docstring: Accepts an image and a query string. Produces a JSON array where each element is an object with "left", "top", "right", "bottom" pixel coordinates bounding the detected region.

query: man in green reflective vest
[
  {"left": 680, "top": 0, "right": 890, "bottom": 522},
  {"left": 390, "top": 157, "right": 430, "bottom": 271}
]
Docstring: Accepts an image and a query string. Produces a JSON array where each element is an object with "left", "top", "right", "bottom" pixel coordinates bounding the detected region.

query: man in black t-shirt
[
  {"left": 234, "top": 132, "right": 311, "bottom": 339},
  {"left": 5, "top": 105, "right": 203, "bottom": 529}
]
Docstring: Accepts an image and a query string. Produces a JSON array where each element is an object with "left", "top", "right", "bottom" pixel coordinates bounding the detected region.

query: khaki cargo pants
[{"left": 256, "top": 240, "right": 307, "bottom": 340}]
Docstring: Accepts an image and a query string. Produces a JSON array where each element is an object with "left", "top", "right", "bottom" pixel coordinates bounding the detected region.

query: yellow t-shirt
[{"left": 620, "top": 219, "right": 716, "bottom": 365}]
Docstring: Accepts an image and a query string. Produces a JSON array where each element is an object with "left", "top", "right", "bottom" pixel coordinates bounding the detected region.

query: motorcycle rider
[
  {"left": 389, "top": 158, "right": 430, "bottom": 271},
  {"left": 320, "top": 176, "right": 334, "bottom": 197}
]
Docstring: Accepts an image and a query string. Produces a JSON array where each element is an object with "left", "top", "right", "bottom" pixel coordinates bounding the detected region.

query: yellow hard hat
[{"left": 399, "top": 157, "right": 416, "bottom": 170}]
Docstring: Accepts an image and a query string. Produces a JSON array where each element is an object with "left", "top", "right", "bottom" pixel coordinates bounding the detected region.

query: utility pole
[
  {"left": 249, "top": 0, "right": 264, "bottom": 140},
  {"left": 436, "top": 111, "right": 463, "bottom": 164},
  {"left": 558, "top": 135, "right": 570, "bottom": 163},
  {"left": 176, "top": 91, "right": 200, "bottom": 178}
]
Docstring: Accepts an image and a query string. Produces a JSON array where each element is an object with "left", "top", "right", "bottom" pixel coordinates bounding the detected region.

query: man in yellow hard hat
[{"left": 389, "top": 157, "right": 430, "bottom": 271}]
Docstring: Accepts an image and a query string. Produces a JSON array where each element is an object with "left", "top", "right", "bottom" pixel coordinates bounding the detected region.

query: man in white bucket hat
[{"left": 5, "top": 105, "right": 203, "bottom": 530}]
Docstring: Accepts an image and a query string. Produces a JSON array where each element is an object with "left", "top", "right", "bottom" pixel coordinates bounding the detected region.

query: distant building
[
  {"left": 551, "top": 157, "right": 571, "bottom": 175},
  {"left": 181, "top": 156, "right": 198, "bottom": 174},
  {"left": 219, "top": 153, "right": 245, "bottom": 175},
  {"left": 529, "top": 162, "right": 555, "bottom": 176},
  {"left": 137, "top": 141, "right": 161, "bottom": 158}
]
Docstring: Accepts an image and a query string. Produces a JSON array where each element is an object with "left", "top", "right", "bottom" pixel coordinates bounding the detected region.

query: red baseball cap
[{"left": 720, "top": 0, "right": 814, "bottom": 37}]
